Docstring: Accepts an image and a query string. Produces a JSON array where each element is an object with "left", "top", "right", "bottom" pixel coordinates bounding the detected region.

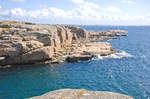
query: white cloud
[
  {"left": 11, "top": 8, "right": 26, "bottom": 17},
  {"left": 106, "top": 6, "right": 121, "bottom": 12},
  {"left": 12, "top": 0, "right": 25, "bottom": 2},
  {"left": 27, "top": 10, "right": 41, "bottom": 18},
  {"left": 120, "top": 0, "right": 136, "bottom": 4},
  {"left": 0, "top": 10, "right": 9, "bottom": 16},
  {"left": 71, "top": 0, "right": 84, "bottom": 4},
  {"left": 0, "top": 1, "right": 149, "bottom": 25},
  {"left": 0, "top": 6, "right": 9, "bottom": 16}
]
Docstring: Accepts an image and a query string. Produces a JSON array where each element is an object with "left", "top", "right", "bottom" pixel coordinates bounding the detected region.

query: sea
[{"left": 0, "top": 26, "right": 150, "bottom": 99}]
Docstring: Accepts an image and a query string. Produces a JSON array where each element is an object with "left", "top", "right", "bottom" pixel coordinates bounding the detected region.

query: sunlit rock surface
[
  {"left": 0, "top": 21, "right": 127, "bottom": 66},
  {"left": 30, "top": 89, "right": 134, "bottom": 99}
]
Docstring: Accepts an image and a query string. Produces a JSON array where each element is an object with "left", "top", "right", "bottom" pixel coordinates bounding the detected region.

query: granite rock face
[
  {"left": 0, "top": 21, "right": 127, "bottom": 66},
  {"left": 29, "top": 89, "right": 134, "bottom": 99}
]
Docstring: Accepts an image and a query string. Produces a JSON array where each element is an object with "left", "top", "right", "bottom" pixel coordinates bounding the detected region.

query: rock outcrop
[
  {"left": 65, "top": 42, "right": 116, "bottom": 62},
  {"left": 0, "top": 21, "right": 127, "bottom": 66},
  {"left": 89, "top": 30, "right": 128, "bottom": 41},
  {"left": 29, "top": 89, "right": 134, "bottom": 99}
]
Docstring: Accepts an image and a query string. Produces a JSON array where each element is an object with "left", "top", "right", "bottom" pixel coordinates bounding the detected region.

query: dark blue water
[{"left": 0, "top": 26, "right": 150, "bottom": 99}]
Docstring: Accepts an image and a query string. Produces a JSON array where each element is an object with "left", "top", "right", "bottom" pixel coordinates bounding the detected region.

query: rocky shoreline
[
  {"left": 0, "top": 21, "right": 127, "bottom": 68},
  {"left": 29, "top": 89, "right": 134, "bottom": 99}
]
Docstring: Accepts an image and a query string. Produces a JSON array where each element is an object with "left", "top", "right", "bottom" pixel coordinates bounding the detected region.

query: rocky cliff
[
  {"left": 29, "top": 89, "right": 134, "bottom": 99},
  {"left": 0, "top": 21, "right": 127, "bottom": 66}
]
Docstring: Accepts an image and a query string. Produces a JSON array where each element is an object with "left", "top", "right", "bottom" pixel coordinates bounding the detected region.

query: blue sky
[{"left": 0, "top": 0, "right": 150, "bottom": 25}]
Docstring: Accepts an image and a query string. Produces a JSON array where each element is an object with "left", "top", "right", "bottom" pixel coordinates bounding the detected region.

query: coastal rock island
[
  {"left": 0, "top": 21, "right": 127, "bottom": 66},
  {"left": 30, "top": 89, "right": 134, "bottom": 99}
]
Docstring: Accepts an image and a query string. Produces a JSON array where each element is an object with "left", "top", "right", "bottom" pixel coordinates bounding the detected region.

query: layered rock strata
[{"left": 0, "top": 21, "right": 127, "bottom": 66}]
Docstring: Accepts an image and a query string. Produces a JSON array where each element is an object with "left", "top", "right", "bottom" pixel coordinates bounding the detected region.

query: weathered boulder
[{"left": 29, "top": 89, "right": 134, "bottom": 99}]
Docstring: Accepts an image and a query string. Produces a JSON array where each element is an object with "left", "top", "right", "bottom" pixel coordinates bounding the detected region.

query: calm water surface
[{"left": 0, "top": 26, "right": 150, "bottom": 99}]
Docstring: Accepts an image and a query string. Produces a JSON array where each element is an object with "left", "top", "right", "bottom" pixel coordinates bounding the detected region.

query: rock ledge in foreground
[{"left": 29, "top": 89, "right": 134, "bottom": 99}]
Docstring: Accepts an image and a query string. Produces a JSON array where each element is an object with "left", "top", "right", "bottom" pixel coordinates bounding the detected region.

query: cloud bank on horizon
[{"left": 0, "top": 0, "right": 150, "bottom": 25}]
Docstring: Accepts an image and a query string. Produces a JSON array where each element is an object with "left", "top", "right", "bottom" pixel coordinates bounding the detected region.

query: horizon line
[{"left": 1, "top": 20, "right": 150, "bottom": 26}]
